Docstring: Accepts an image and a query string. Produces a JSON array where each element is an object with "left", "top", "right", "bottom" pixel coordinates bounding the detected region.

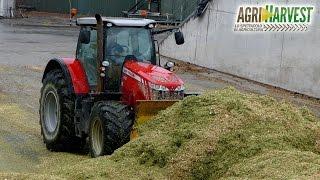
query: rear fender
[{"left": 42, "top": 58, "right": 90, "bottom": 95}]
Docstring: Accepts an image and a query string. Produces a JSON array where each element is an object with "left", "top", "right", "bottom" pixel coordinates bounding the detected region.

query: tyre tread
[
  {"left": 40, "top": 69, "right": 84, "bottom": 152},
  {"left": 89, "top": 101, "right": 134, "bottom": 157}
]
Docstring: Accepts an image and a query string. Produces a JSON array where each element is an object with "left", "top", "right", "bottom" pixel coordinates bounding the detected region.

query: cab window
[{"left": 76, "top": 27, "right": 97, "bottom": 87}]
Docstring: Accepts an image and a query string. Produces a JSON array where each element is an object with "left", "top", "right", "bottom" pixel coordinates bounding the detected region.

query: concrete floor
[{"left": 0, "top": 22, "right": 319, "bottom": 174}]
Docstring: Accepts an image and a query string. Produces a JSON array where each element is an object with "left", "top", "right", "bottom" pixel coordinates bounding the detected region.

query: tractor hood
[{"left": 123, "top": 60, "right": 184, "bottom": 90}]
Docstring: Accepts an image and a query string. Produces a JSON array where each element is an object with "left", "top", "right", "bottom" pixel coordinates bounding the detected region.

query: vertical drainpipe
[
  {"left": 180, "top": 4, "right": 183, "bottom": 22},
  {"left": 158, "top": 0, "right": 160, "bottom": 13},
  {"left": 135, "top": 0, "right": 138, "bottom": 11},
  {"left": 68, "top": 0, "right": 71, "bottom": 26}
]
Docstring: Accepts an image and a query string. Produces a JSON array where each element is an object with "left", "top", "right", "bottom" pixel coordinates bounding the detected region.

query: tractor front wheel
[{"left": 89, "top": 101, "right": 134, "bottom": 157}]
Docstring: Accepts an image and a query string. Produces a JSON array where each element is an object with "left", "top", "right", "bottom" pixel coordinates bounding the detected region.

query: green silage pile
[
  {"left": 7, "top": 87, "right": 320, "bottom": 179},
  {"left": 50, "top": 87, "right": 320, "bottom": 179}
]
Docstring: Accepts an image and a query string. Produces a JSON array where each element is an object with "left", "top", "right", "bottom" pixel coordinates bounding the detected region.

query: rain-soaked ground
[
  {"left": 0, "top": 22, "right": 320, "bottom": 174},
  {"left": 0, "top": 23, "right": 87, "bottom": 173}
]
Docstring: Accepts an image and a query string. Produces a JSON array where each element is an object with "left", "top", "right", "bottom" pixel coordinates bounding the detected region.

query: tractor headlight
[
  {"left": 148, "top": 24, "right": 154, "bottom": 29},
  {"left": 175, "top": 85, "right": 185, "bottom": 91},
  {"left": 106, "top": 23, "right": 113, "bottom": 27},
  {"left": 149, "top": 83, "right": 169, "bottom": 91}
]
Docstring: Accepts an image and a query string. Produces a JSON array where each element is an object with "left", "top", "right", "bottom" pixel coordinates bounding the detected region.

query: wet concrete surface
[
  {"left": 0, "top": 23, "right": 78, "bottom": 66},
  {"left": 0, "top": 23, "right": 83, "bottom": 174},
  {"left": 0, "top": 22, "right": 320, "bottom": 174}
]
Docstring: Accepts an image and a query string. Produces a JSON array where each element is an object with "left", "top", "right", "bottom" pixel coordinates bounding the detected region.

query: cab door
[{"left": 76, "top": 26, "right": 98, "bottom": 90}]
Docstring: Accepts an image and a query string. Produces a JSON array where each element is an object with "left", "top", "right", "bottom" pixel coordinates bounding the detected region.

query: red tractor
[{"left": 40, "top": 14, "right": 185, "bottom": 157}]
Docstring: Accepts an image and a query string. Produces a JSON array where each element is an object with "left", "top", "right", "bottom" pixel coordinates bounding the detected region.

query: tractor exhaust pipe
[{"left": 95, "top": 14, "right": 104, "bottom": 93}]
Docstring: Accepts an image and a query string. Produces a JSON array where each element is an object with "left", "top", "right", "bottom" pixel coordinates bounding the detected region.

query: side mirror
[
  {"left": 79, "top": 30, "right": 91, "bottom": 44},
  {"left": 175, "top": 31, "right": 184, "bottom": 45}
]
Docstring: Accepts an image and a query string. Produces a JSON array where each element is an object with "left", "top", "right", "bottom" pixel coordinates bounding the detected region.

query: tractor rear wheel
[
  {"left": 40, "top": 69, "right": 85, "bottom": 152},
  {"left": 89, "top": 101, "right": 134, "bottom": 157}
]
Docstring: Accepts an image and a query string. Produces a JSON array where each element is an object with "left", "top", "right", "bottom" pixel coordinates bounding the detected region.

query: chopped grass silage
[
  {"left": 47, "top": 87, "right": 320, "bottom": 179},
  {"left": 0, "top": 172, "right": 63, "bottom": 180},
  {"left": 13, "top": 87, "right": 320, "bottom": 179}
]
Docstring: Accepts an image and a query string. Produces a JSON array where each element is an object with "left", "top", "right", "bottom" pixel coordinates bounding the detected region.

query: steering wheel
[
  {"left": 120, "top": 45, "right": 129, "bottom": 54},
  {"left": 109, "top": 44, "right": 128, "bottom": 56},
  {"left": 134, "top": 48, "right": 151, "bottom": 62}
]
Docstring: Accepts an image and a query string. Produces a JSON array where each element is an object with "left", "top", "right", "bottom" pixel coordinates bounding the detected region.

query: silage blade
[
  {"left": 135, "top": 100, "right": 179, "bottom": 125},
  {"left": 130, "top": 100, "right": 179, "bottom": 140}
]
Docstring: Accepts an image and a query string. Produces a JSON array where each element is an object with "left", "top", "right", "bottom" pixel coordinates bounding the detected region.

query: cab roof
[{"left": 76, "top": 17, "right": 155, "bottom": 27}]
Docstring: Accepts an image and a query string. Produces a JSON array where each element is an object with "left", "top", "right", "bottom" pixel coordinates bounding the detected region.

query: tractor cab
[
  {"left": 40, "top": 15, "right": 186, "bottom": 157},
  {"left": 76, "top": 17, "right": 157, "bottom": 92}
]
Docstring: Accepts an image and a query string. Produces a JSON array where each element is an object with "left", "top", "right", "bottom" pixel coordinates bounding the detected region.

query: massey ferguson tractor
[{"left": 40, "top": 14, "right": 186, "bottom": 157}]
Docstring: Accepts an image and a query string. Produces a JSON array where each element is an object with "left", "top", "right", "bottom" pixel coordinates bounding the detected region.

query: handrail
[
  {"left": 127, "top": 0, "right": 145, "bottom": 14},
  {"left": 159, "top": 0, "right": 212, "bottom": 43}
]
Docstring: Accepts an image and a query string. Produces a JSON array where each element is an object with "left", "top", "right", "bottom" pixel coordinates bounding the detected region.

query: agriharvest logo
[{"left": 234, "top": 5, "right": 314, "bottom": 32}]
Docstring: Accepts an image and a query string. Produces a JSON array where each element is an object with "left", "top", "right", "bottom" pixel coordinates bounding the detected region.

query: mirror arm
[{"left": 152, "top": 28, "right": 179, "bottom": 35}]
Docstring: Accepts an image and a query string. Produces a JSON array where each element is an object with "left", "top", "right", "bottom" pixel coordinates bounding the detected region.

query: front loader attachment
[
  {"left": 130, "top": 100, "right": 179, "bottom": 139},
  {"left": 135, "top": 100, "right": 179, "bottom": 124}
]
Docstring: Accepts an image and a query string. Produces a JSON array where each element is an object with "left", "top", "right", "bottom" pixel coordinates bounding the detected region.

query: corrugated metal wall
[
  {"left": 161, "top": 0, "right": 198, "bottom": 21},
  {"left": 76, "top": 0, "right": 136, "bottom": 16},
  {"left": 21, "top": 0, "right": 198, "bottom": 20},
  {"left": 22, "top": 0, "right": 71, "bottom": 13},
  {"left": 23, "top": 0, "right": 136, "bottom": 17}
]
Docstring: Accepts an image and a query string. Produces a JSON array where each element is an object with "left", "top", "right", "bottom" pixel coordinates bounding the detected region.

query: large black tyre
[
  {"left": 40, "top": 69, "right": 85, "bottom": 152},
  {"left": 89, "top": 101, "right": 134, "bottom": 157}
]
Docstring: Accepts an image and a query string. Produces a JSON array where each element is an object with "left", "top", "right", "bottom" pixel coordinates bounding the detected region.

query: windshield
[
  {"left": 104, "top": 27, "right": 155, "bottom": 92},
  {"left": 105, "top": 27, "right": 155, "bottom": 65}
]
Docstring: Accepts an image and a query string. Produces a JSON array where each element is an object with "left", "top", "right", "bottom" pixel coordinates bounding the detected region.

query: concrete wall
[
  {"left": 160, "top": 0, "right": 320, "bottom": 98},
  {"left": 0, "top": 0, "right": 14, "bottom": 17}
]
